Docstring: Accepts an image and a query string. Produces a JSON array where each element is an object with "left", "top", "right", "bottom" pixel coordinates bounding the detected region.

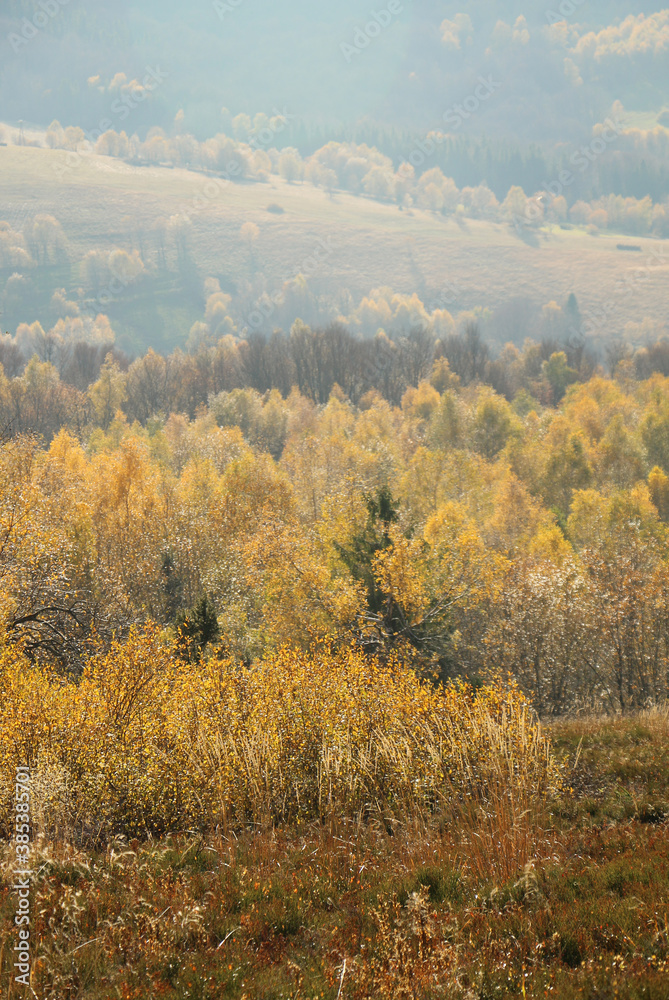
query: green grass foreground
[{"left": 1, "top": 710, "right": 668, "bottom": 999}]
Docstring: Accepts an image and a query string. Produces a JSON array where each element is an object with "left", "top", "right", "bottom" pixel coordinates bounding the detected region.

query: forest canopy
[{"left": 2, "top": 325, "right": 669, "bottom": 716}]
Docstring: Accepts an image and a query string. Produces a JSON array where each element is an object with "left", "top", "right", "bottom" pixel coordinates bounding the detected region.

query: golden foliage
[{"left": 0, "top": 630, "right": 556, "bottom": 840}]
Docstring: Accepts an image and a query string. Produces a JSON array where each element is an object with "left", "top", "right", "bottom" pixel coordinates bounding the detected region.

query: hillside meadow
[
  {"left": 1, "top": 143, "right": 668, "bottom": 353},
  {"left": 0, "top": 177, "right": 668, "bottom": 1000},
  {"left": 0, "top": 686, "right": 667, "bottom": 998}
]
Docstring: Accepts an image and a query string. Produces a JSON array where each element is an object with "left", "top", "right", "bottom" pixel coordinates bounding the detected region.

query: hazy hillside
[
  {"left": 1, "top": 143, "right": 667, "bottom": 355},
  {"left": 3, "top": 1, "right": 669, "bottom": 143}
]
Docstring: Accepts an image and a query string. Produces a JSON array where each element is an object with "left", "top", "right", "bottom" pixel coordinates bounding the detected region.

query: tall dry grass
[{"left": 0, "top": 628, "right": 560, "bottom": 878}]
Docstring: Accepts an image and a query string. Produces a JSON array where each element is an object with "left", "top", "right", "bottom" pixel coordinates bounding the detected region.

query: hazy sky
[{"left": 3, "top": 1, "right": 668, "bottom": 138}]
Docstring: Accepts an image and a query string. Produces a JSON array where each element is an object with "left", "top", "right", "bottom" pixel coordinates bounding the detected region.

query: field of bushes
[{"left": 0, "top": 653, "right": 667, "bottom": 998}]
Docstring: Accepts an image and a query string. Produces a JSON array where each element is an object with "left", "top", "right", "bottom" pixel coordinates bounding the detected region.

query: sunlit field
[
  {"left": 1, "top": 672, "right": 667, "bottom": 998},
  {"left": 1, "top": 143, "right": 668, "bottom": 354}
]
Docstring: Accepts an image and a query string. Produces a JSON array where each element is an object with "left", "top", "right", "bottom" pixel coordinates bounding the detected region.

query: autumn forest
[{"left": 2, "top": 3, "right": 669, "bottom": 998}]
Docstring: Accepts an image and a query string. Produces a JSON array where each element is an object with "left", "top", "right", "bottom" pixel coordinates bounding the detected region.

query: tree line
[
  {"left": 4, "top": 316, "right": 669, "bottom": 443},
  {"left": 3, "top": 333, "right": 669, "bottom": 713}
]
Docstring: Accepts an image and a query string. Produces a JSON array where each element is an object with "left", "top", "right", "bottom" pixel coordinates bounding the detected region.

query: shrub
[{"left": 0, "top": 629, "right": 559, "bottom": 845}]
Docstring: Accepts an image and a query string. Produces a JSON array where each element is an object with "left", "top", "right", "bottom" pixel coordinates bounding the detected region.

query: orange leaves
[
  {"left": 568, "top": 482, "right": 663, "bottom": 552},
  {"left": 373, "top": 528, "right": 427, "bottom": 623},
  {"left": 0, "top": 634, "right": 555, "bottom": 839},
  {"left": 242, "top": 522, "right": 364, "bottom": 648},
  {"left": 87, "top": 353, "right": 127, "bottom": 431},
  {"left": 48, "top": 428, "right": 88, "bottom": 475},
  {"left": 648, "top": 465, "right": 669, "bottom": 520},
  {"left": 472, "top": 389, "right": 521, "bottom": 460},
  {"left": 484, "top": 474, "right": 555, "bottom": 556},
  {"left": 401, "top": 381, "right": 441, "bottom": 422},
  {"left": 6, "top": 359, "right": 669, "bottom": 725},
  {"left": 527, "top": 524, "right": 573, "bottom": 565},
  {"left": 0, "top": 436, "right": 90, "bottom": 654},
  {"left": 424, "top": 502, "right": 506, "bottom": 606},
  {"left": 81, "top": 625, "right": 167, "bottom": 731},
  {"left": 207, "top": 451, "right": 296, "bottom": 555}
]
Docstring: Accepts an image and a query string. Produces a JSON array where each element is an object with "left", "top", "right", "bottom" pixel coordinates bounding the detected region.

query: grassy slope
[
  {"left": 1, "top": 144, "right": 668, "bottom": 353},
  {"left": 0, "top": 711, "right": 667, "bottom": 999}
]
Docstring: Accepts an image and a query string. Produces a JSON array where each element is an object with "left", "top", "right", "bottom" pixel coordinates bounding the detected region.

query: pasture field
[{"left": 1, "top": 143, "right": 668, "bottom": 352}]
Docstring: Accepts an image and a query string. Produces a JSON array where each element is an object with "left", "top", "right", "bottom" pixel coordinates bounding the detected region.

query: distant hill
[
  {"left": 2, "top": 2, "right": 669, "bottom": 145},
  {"left": 0, "top": 143, "right": 667, "bottom": 355}
]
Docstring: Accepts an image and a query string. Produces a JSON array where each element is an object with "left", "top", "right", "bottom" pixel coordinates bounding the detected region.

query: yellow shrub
[{"left": 0, "top": 631, "right": 558, "bottom": 841}]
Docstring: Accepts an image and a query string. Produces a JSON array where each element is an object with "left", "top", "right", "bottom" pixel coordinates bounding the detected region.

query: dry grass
[
  {"left": 1, "top": 806, "right": 666, "bottom": 998},
  {"left": 1, "top": 632, "right": 668, "bottom": 997},
  {"left": 0, "top": 632, "right": 558, "bottom": 852}
]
